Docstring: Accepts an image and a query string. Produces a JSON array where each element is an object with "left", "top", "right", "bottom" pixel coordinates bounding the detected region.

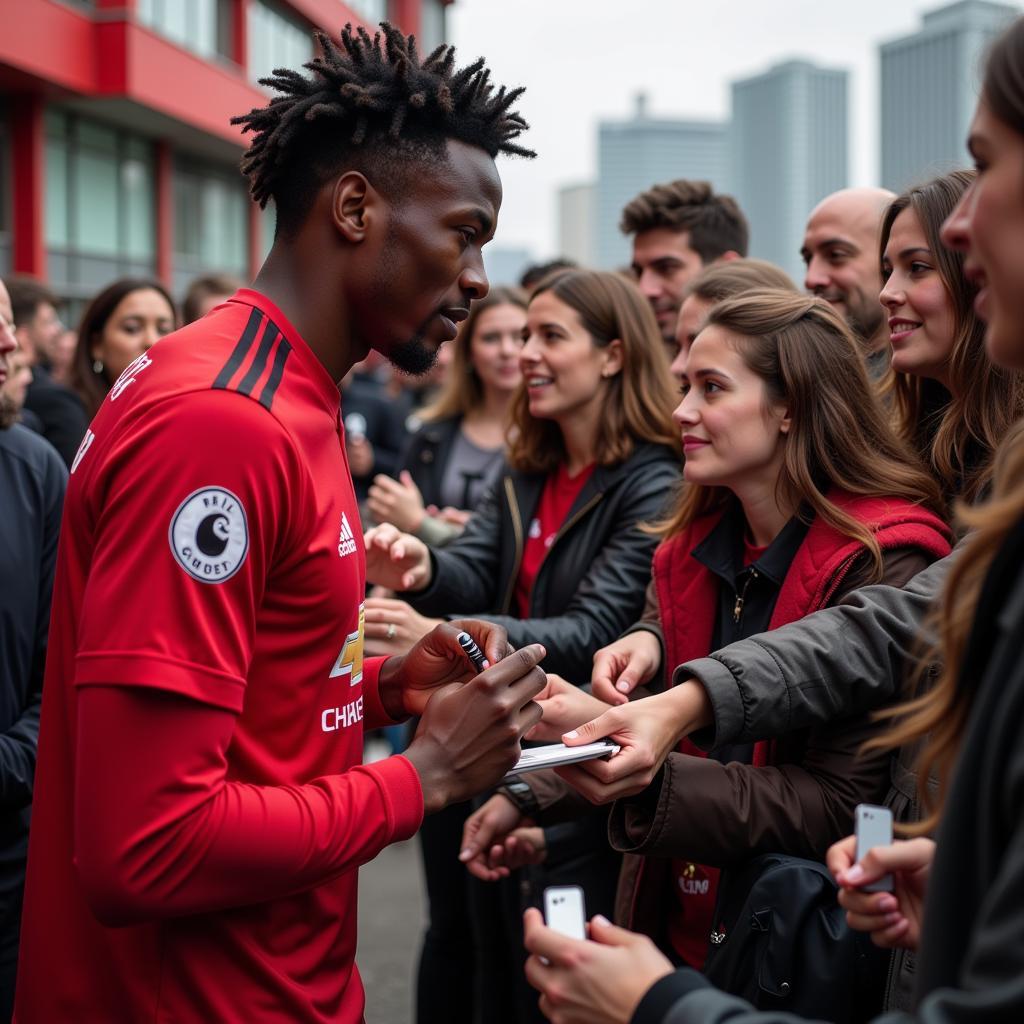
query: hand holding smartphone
[{"left": 854, "top": 803, "right": 894, "bottom": 893}]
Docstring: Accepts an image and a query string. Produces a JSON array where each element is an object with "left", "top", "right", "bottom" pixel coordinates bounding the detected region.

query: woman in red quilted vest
[{"left": 592, "top": 289, "right": 952, "bottom": 971}]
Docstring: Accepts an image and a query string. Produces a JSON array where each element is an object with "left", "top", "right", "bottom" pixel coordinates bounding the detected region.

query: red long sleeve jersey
[{"left": 15, "top": 290, "right": 423, "bottom": 1023}]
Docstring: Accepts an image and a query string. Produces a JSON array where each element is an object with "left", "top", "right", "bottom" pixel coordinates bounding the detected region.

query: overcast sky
[{"left": 446, "top": 0, "right": 975, "bottom": 259}]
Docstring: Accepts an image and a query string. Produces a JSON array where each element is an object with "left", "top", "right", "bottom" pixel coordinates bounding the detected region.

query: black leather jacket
[{"left": 408, "top": 442, "right": 680, "bottom": 681}]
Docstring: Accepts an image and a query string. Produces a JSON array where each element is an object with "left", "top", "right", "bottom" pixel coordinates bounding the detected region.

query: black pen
[{"left": 456, "top": 631, "right": 489, "bottom": 673}]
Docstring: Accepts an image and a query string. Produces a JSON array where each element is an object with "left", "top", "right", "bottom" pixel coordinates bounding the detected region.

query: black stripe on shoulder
[
  {"left": 258, "top": 337, "right": 292, "bottom": 411},
  {"left": 237, "top": 319, "right": 280, "bottom": 397},
  {"left": 213, "top": 306, "right": 264, "bottom": 390}
]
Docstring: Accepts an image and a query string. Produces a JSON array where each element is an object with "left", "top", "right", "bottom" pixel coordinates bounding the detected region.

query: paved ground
[{"left": 358, "top": 835, "right": 425, "bottom": 1024}]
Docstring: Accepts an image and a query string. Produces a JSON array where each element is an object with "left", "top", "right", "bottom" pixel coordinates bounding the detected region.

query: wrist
[
  {"left": 498, "top": 779, "right": 540, "bottom": 819},
  {"left": 403, "top": 739, "right": 450, "bottom": 815},
  {"left": 378, "top": 655, "right": 409, "bottom": 720},
  {"left": 665, "top": 679, "right": 712, "bottom": 746}
]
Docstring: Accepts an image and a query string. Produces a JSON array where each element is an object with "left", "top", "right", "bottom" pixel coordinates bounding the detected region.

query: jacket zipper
[
  {"left": 499, "top": 477, "right": 525, "bottom": 614},
  {"left": 733, "top": 568, "right": 759, "bottom": 625},
  {"left": 550, "top": 494, "right": 603, "bottom": 551},
  {"left": 817, "top": 552, "right": 858, "bottom": 607}
]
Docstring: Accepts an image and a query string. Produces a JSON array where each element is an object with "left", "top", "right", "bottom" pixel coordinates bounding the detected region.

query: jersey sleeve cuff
[
  {"left": 359, "top": 754, "right": 424, "bottom": 841},
  {"left": 361, "top": 656, "right": 403, "bottom": 729},
  {"left": 75, "top": 651, "right": 246, "bottom": 713}
]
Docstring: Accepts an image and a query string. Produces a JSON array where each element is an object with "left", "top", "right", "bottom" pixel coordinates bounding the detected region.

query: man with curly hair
[
  {"left": 16, "top": 23, "right": 545, "bottom": 1022},
  {"left": 621, "top": 180, "right": 749, "bottom": 352}
]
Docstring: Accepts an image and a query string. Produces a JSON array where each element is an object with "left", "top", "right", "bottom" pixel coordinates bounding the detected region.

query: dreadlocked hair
[{"left": 231, "top": 22, "right": 533, "bottom": 237}]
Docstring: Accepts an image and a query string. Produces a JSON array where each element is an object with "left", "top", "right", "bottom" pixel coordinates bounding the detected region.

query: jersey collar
[{"left": 230, "top": 289, "right": 342, "bottom": 416}]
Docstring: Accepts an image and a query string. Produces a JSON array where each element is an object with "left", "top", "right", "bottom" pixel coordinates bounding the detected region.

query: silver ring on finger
[{"left": 386, "top": 622, "right": 397, "bottom": 641}]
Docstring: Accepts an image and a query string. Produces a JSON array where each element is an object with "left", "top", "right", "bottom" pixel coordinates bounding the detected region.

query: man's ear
[{"left": 331, "top": 171, "right": 380, "bottom": 244}]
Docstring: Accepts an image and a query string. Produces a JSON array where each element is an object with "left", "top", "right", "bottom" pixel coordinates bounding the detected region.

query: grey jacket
[{"left": 679, "top": 545, "right": 961, "bottom": 751}]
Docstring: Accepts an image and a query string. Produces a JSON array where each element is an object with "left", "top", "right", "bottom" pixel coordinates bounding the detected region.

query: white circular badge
[{"left": 169, "top": 487, "right": 249, "bottom": 584}]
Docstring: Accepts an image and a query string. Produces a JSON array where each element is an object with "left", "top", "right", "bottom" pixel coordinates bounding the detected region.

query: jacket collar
[
  {"left": 509, "top": 442, "right": 676, "bottom": 524},
  {"left": 691, "top": 498, "right": 809, "bottom": 589}
]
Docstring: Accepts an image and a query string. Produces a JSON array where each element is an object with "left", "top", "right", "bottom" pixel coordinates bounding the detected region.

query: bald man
[{"left": 800, "top": 187, "right": 896, "bottom": 375}]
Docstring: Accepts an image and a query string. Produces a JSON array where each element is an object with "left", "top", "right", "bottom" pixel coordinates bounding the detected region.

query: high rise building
[
  {"left": 557, "top": 183, "right": 597, "bottom": 268},
  {"left": 483, "top": 245, "right": 534, "bottom": 288},
  {"left": 0, "top": 0, "right": 449, "bottom": 303},
  {"left": 596, "top": 95, "right": 730, "bottom": 270},
  {"left": 880, "top": 0, "right": 1018, "bottom": 191},
  {"left": 730, "top": 59, "right": 848, "bottom": 284}
]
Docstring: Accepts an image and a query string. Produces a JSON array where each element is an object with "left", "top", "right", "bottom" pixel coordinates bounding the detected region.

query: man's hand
[
  {"left": 364, "top": 597, "right": 443, "bottom": 657},
  {"left": 551, "top": 682, "right": 711, "bottom": 804},
  {"left": 459, "top": 794, "right": 546, "bottom": 880},
  {"left": 364, "top": 523, "right": 432, "bottom": 591},
  {"left": 403, "top": 644, "right": 547, "bottom": 814},
  {"left": 827, "top": 834, "right": 933, "bottom": 951},
  {"left": 367, "top": 471, "right": 427, "bottom": 533},
  {"left": 529, "top": 673, "right": 612, "bottom": 742},
  {"left": 381, "top": 619, "right": 512, "bottom": 718},
  {"left": 591, "top": 631, "right": 662, "bottom": 705},
  {"left": 522, "top": 908, "right": 673, "bottom": 1024}
]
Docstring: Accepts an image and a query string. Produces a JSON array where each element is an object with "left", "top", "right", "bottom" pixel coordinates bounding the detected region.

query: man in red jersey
[{"left": 15, "top": 23, "right": 544, "bottom": 1024}]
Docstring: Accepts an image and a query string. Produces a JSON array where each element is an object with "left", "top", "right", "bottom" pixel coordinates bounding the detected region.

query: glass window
[
  {"left": 44, "top": 131, "right": 70, "bottom": 248},
  {"left": 173, "top": 159, "right": 249, "bottom": 282},
  {"left": 74, "top": 125, "right": 120, "bottom": 257},
  {"left": 137, "top": 0, "right": 232, "bottom": 61},
  {"left": 44, "top": 107, "right": 157, "bottom": 296},
  {"left": 123, "top": 140, "right": 155, "bottom": 261},
  {"left": 345, "top": 0, "right": 387, "bottom": 22},
  {"left": 248, "top": 1, "right": 313, "bottom": 86}
]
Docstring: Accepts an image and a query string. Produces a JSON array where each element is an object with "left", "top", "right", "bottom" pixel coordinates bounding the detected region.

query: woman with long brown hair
[{"left": 879, "top": 169, "right": 1024, "bottom": 506}]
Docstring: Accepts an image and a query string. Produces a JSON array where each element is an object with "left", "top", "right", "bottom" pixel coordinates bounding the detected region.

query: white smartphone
[
  {"left": 854, "top": 803, "right": 894, "bottom": 893},
  {"left": 543, "top": 885, "right": 587, "bottom": 941},
  {"left": 500, "top": 741, "right": 620, "bottom": 784}
]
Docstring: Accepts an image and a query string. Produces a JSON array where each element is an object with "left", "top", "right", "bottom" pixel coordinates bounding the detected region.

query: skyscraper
[
  {"left": 596, "top": 95, "right": 730, "bottom": 270},
  {"left": 557, "top": 183, "right": 597, "bottom": 268},
  {"left": 880, "top": 1, "right": 1018, "bottom": 191},
  {"left": 730, "top": 59, "right": 849, "bottom": 284}
]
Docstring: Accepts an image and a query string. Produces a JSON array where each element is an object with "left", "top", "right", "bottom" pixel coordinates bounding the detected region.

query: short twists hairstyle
[
  {"left": 620, "top": 179, "right": 749, "bottom": 263},
  {"left": 232, "top": 22, "right": 534, "bottom": 237}
]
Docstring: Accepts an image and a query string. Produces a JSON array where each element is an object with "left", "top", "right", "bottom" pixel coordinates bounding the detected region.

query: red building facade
[{"left": 0, "top": 0, "right": 452, "bottom": 302}]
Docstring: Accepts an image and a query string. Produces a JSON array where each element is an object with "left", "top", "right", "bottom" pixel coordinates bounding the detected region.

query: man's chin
[{"left": 387, "top": 334, "right": 439, "bottom": 377}]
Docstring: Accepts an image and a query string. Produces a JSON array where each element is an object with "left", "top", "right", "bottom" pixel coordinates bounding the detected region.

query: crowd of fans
[{"left": 2, "top": 13, "right": 1024, "bottom": 1024}]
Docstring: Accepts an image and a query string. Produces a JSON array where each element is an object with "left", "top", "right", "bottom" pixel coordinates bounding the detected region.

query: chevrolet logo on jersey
[{"left": 329, "top": 603, "right": 365, "bottom": 686}]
